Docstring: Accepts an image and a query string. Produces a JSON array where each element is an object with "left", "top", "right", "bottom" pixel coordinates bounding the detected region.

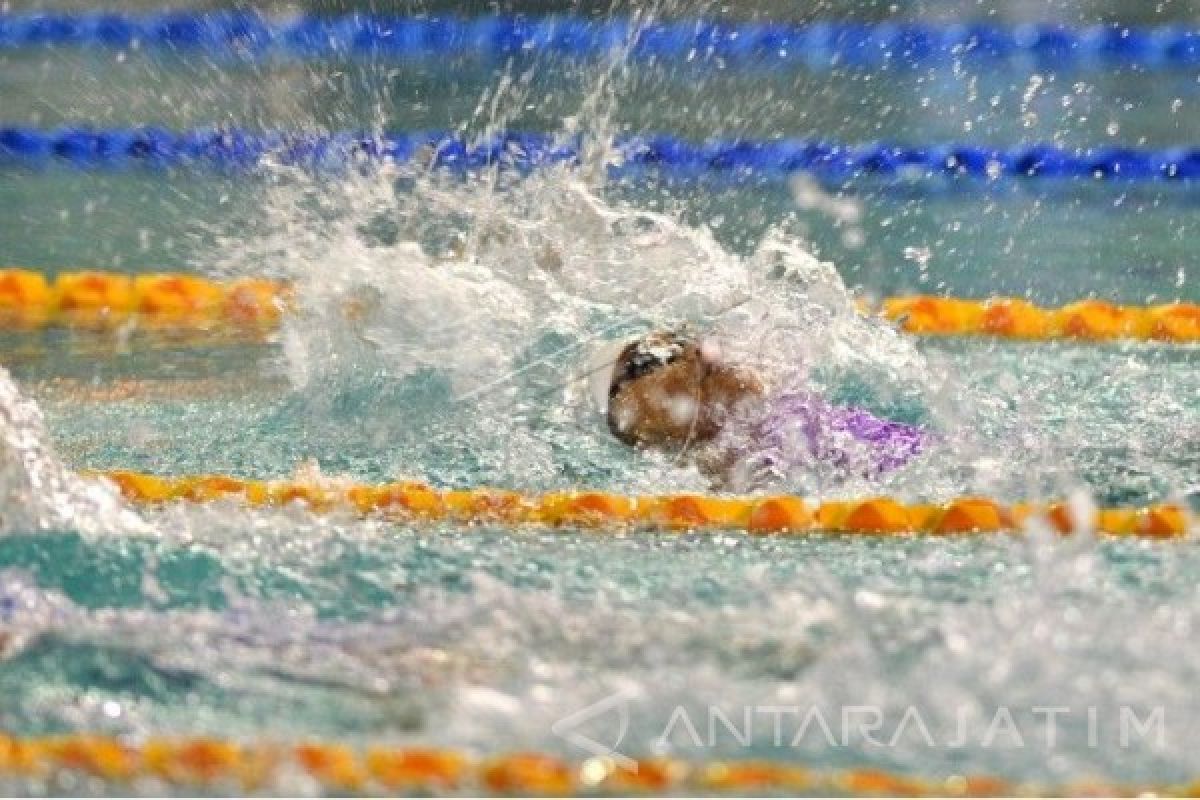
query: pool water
[{"left": 1, "top": 0, "right": 1199, "bottom": 792}]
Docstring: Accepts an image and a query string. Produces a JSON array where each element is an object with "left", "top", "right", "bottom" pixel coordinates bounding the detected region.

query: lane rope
[
  {"left": 7, "top": 127, "right": 1200, "bottom": 184},
  {"left": 879, "top": 294, "right": 1200, "bottom": 341},
  {"left": 0, "top": 733, "right": 1184, "bottom": 796},
  {"left": 0, "top": 271, "right": 284, "bottom": 331},
  {"left": 4, "top": 12, "right": 1200, "bottom": 71},
  {"left": 1, "top": 270, "right": 1196, "bottom": 343},
  {"left": 93, "top": 470, "right": 1193, "bottom": 538}
]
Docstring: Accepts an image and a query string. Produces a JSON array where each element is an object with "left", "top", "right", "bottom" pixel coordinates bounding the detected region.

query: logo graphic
[{"left": 551, "top": 690, "right": 635, "bottom": 770}]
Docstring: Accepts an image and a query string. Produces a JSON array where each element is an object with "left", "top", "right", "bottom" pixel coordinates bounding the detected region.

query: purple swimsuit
[{"left": 723, "top": 390, "right": 928, "bottom": 484}]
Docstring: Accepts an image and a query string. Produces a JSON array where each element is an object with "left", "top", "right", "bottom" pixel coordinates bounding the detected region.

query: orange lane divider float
[
  {"left": 94, "top": 470, "right": 1193, "bottom": 538},
  {"left": 1, "top": 269, "right": 1198, "bottom": 342},
  {"left": 0, "top": 269, "right": 287, "bottom": 331},
  {"left": 881, "top": 294, "right": 1200, "bottom": 342},
  {"left": 0, "top": 733, "right": 1192, "bottom": 796}
]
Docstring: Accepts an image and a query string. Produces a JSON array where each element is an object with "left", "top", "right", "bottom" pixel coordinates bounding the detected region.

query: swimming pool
[{"left": 1, "top": 0, "right": 1199, "bottom": 794}]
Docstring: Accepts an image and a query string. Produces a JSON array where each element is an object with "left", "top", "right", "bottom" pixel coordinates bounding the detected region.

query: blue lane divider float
[
  {"left": 4, "top": 127, "right": 1200, "bottom": 183},
  {"left": 3, "top": 12, "right": 1200, "bottom": 70}
]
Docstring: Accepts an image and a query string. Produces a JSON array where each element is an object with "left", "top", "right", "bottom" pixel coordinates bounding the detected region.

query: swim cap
[{"left": 607, "top": 330, "right": 693, "bottom": 401}]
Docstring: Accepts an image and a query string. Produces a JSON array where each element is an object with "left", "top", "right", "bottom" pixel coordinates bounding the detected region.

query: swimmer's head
[{"left": 606, "top": 329, "right": 763, "bottom": 448}]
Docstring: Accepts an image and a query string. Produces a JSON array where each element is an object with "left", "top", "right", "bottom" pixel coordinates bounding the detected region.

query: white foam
[{"left": 0, "top": 368, "right": 149, "bottom": 537}]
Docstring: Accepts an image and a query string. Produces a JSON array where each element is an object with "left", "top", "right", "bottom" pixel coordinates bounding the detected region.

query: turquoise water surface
[{"left": 1, "top": 0, "right": 1199, "bottom": 793}]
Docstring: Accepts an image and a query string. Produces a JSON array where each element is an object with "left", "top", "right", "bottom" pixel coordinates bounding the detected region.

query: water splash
[
  {"left": 0, "top": 368, "right": 148, "bottom": 538},
  {"left": 208, "top": 146, "right": 1120, "bottom": 502}
]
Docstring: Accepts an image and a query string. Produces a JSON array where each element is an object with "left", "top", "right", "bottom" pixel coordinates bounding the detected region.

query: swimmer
[{"left": 603, "top": 329, "right": 927, "bottom": 488}]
